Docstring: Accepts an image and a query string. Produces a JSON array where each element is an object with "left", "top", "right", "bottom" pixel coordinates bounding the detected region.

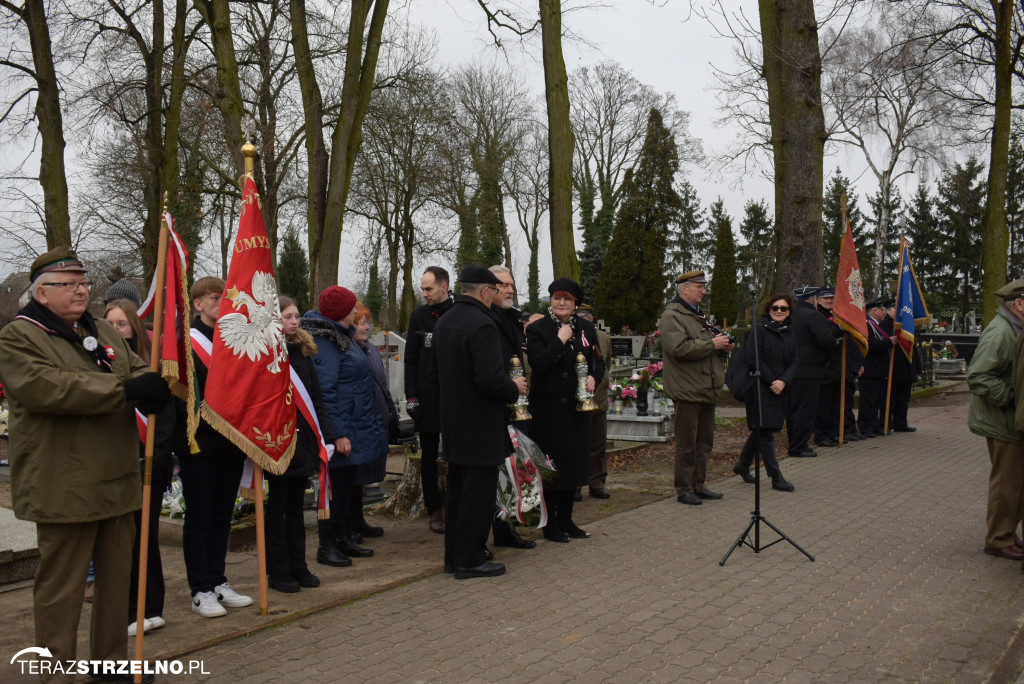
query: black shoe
[
  {"left": 316, "top": 545, "right": 352, "bottom": 567},
  {"left": 771, "top": 477, "right": 795, "bottom": 492},
  {"left": 893, "top": 426, "right": 916, "bottom": 432},
  {"left": 482, "top": 546, "right": 494, "bottom": 561},
  {"left": 293, "top": 569, "right": 320, "bottom": 588},
  {"left": 816, "top": 438, "right": 838, "bottom": 447},
  {"left": 337, "top": 537, "right": 374, "bottom": 558},
  {"left": 677, "top": 492, "right": 702, "bottom": 505},
  {"left": 695, "top": 488, "right": 723, "bottom": 500},
  {"left": 733, "top": 464, "right": 756, "bottom": 484},
  {"left": 788, "top": 449, "right": 817, "bottom": 458},
  {"left": 354, "top": 518, "right": 384, "bottom": 537},
  {"left": 861, "top": 431, "right": 876, "bottom": 438},
  {"left": 589, "top": 488, "right": 611, "bottom": 499},
  {"left": 268, "top": 575, "right": 300, "bottom": 593},
  {"left": 561, "top": 520, "right": 591, "bottom": 538},
  {"left": 543, "top": 527, "right": 570, "bottom": 543},
  {"left": 844, "top": 433, "right": 864, "bottom": 442},
  {"left": 494, "top": 526, "right": 537, "bottom": 549},
  {"left": 574, "top": 487, "right": 583, "bottom": 502},
  {"left": 454, "top": 561, "right": 506, "bottom": 579},
  {"left": 348, "top": 529, "right": 363, "bottom": 545}
]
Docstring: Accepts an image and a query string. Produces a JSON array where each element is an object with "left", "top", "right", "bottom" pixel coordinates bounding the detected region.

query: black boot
[
  {"left": 557, "top": 490, "right": 590, "bottom": 539},
  {"left": 316, "top": 520, "right": 352, "bottom": 566},
  {"left": 493, "top": 515, "right": 536, "bottom": 549},
  {"left": 351, "top": 485, "right": 384, "bottom": 538},
  {"left": 336, "top": 516, "right": 373, "bottom": 558},
  {"left": 542, "top": 495, "right": 568, "bottom": 543}
]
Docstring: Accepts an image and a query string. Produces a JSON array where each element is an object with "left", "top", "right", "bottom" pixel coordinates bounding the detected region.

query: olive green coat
[
  {"left": 660, "top": 300, "right": 724, "bottom": 404},
  {"left": 967, "top": 304, "right": 1022, "bottom": 444},
  {"left": 0, "top": 316, "right": 147, "bottom": 523}
]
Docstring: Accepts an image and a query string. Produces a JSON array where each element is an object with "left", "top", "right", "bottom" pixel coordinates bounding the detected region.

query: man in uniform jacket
[
  {"left": 969, "top": 280, "right": 1024, "bottom": 561},
  {"left": 660, "top": 270, "right": 734, "bottom": 505},
  {"left": 432, "top": 265, "right": 526, "bottom": 579},
  {"left": 786, "top": 285, "right": 842, "bottom": 456},
  {"left": 488, "top": 264, "right": 536, "bottom": 550},
  {"left": 404, "top": 266, "right": 454, "bottom": 534},
  {"left": 858, "top": 298, "right": 893, "bottom": 438},
  {"left": 0, "top": 247, "right": 170, "bottom": 682},
  {"left": 884, "top": 299, "right": 921, "bottom": 432},
  {"left": 813, "top": 286, "right": 845, "bottom": 446}
]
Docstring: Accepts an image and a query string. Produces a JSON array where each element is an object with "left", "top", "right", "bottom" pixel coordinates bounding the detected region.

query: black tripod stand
[{"left": 720, "top": 286, "right": 815, "bottom": 566}]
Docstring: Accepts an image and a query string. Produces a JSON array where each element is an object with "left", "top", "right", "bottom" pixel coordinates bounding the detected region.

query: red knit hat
[{"left": 318, "top": 286, "right": 357, "bottom": 322}]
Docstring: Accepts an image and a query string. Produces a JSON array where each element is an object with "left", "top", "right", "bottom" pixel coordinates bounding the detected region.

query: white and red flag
[
  {"left": 201, "top": 176, "right": 296, "bottom": 475},
  {"left": 833, "top": 218, "right": 869, "bottom": 356}
]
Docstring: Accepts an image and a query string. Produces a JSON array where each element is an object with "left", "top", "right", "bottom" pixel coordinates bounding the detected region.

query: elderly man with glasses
[
  {"left": 660, "top": 270, "right": 734, "bottom": 506},
  {"left": 0, "top": 247, "right": 170, "bottom": 683},
  {"left": 969, "top": 280, "right": 1024, "bottom": 562}
]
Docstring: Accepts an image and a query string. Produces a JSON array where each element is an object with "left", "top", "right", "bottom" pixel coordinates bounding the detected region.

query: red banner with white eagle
[{"left": 201, "top": 176, "right": 296, "bottom": 474}]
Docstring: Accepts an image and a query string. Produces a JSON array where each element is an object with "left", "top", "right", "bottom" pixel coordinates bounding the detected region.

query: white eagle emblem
[
  {"left": 218, "top": 271, "right": 287, "bottom": 373},
  {"left": 845, "top": 268, "right": 866, "bottom": 310}
]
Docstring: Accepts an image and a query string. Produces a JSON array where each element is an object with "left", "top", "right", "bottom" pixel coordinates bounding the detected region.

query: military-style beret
[
  {"left": 548, "top": 277, "right": 584, "bottom": 303},
  {"left": 674, "top": 270, "right": 706, "bottom": 285},
  {"left": 817, "top": 286, "right": 835, "bottom": 297},
  {"left": 575, "top": 303, "right": 593, "bottom": 312},
  {"left": 459, "top": 264, "right": 502, "bottom": 285},
  {"left": 31, "top": 246, "right": 86, "bottom": 282},
  {"left": 865, "top": 297, "right": 884, "bottom": 310},
  {"left": 994, "top": 279, "right": 1024, "bottom": 300},
  {"left": 793, "top": 285, "right": 820, "bottom": 299}
]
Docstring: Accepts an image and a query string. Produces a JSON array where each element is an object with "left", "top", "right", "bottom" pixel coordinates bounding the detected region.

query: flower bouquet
[{"left": 497, "top": 426, "right": 556, "bottom": 527}]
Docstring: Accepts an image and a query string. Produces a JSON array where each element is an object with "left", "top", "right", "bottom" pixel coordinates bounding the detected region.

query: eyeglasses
[
  {"left": 42, "top": 280, "right": 92, "bottom": 291},
  {"left": 485, "top": 286, "right": 500, "bottom": 294},
  {"left": 110, "top": 320, "right": 132, "bottom": 329},
  {"left": 552, "top": 296, "right": 574, "bottom": 303},
  {"left": 770, "top": 306, "right": 790, "bottom": 313}
]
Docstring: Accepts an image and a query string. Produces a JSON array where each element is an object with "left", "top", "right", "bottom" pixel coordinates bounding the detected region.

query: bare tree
[{"left": 506, "top": 116, "right": 548, "bottom": 308}]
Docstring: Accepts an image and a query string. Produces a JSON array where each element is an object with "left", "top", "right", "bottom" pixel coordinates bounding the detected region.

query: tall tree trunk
[
  {"left": 313, "top": 0, "right": 389, "bottom": 295},
  {"left": 160, "top": 0, "right": 191, "bottom": 252},
  {"left": 140, "top": 0, "right": 165, "bottom": 282},
  {"left": 759, "top": 0, "right": 826, "bottom": 294},
  {"left": 871, "top": 176, "right": 892, "bottom": 296},
  {"left": 193, "top": 0, "right": 246, "bottom": 175},
  {"left": 24, "top": 0, "right": 70, "bottom": 249},
  {"left": 980, "top": 0, "right": 1013, "bottom": 325},
  {"left": 539, "top": 0, "right": 579, "bottom": 281}
]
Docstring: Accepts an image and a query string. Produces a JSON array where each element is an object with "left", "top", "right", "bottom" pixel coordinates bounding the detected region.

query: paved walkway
[{"left": 162, "top": 397, "right": 1024, "bottom": 683}]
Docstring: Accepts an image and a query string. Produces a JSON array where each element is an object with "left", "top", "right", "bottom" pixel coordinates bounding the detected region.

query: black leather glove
[{"left": 124, "top": 372, "right": 172, "bottom": 414}]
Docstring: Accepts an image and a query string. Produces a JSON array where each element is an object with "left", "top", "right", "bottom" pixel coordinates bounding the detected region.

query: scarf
[
  {"left": 429, "top": 296, "right": 454, "bottom": 321},
  {"left": 16, "top": 300, "right": 114, "bottom": 372},
  {"left": 548, "top": 308, "right": 577, "bottom": 352}
]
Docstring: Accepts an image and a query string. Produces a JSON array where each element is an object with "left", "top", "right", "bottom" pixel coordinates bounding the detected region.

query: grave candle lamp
[
  {"left": 576, "top": 352, "right": 598, "bottom": 412},
  {"left": 508, "top": 356, "right": 532, "bottom": 421}
]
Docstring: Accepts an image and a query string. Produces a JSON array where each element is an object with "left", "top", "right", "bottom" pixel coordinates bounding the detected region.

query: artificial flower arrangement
[
  {"left": 630, "top": 361, "right": 663, "bottom": 393},
  {"left": 497, "top": 426, "right": 556, "bottom": 527}
]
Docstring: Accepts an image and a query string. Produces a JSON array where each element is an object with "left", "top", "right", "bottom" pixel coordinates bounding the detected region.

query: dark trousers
[
  {"left": 738, "top": 429, "right": 783, "bottom": 480},
  {"left": 673, "top": 400, "right": 715, "bottom": 495},
  {"left": 814, "top": 381, "right": 840, "bottom": 442},
  {"left": 786, "top": 378, "right": 819, "bottom": 453},
  {"left": 889, "top": 381, "right": 912, "bottom": 428},
  {"left": 318, "top": 466, "right": 354, "bottom": 547},
  {"left": 129, "top": 470, "right": 170, "bottom": 620},
  {"left": 588, "top": 411, "right": 608, "bottom": 491},
  {"left": 36, "top": 514, "right": 135, "bottom": 683},
  {"left": 843, "top": 376, "right": 859, "bottom": 437},
  {"left": 178, "top": 451, "right": 245, "bottom": 595},
  {"left": 858, "top": 377, "right": 886, "bottom": 435},
  {"left": 267, "top": 476, "right": 310, "bottom": 580},
  {"left": 445, "top": 462, "right": 497, "bottom": 569},
  {"left": 420, "top": 432, "right": 443, "bottom": 514}
]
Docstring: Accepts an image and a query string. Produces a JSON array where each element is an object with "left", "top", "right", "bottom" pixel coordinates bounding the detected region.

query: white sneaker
[
  {"left": 214, "top": 582, "right": 253, "bottom": 608},
  {"left": 148, "top": 616, "right": 166, "bottom": 630},
  {"left": 191, "top": 591, "right": 227, "bottom": 618}
]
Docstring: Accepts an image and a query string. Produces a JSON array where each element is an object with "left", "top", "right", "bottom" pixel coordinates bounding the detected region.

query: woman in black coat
[
  {"left": 527, "top": 278, "right": 605, "bottom": 542},
  {"left": 265, "top": 297, "right": 336, "bottom": 592},
  {"left": 732, "top": 294, "right": 798, "bottom": 492}
]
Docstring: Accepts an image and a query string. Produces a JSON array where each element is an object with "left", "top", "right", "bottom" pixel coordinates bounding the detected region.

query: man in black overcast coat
[
  {"left": 432, "top": 265, "right": 526, "bottom": 579},
  {"left": 786, "top": 286, "right": 842, "bottom": 457}
]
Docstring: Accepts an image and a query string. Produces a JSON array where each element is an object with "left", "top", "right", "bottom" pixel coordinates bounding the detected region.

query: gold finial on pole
[
  {"left": 241, "top": 114, "right": 257, "bottom": 177},
  {"left": 162, "top": 191, "right": 169, "bottom": 213}
]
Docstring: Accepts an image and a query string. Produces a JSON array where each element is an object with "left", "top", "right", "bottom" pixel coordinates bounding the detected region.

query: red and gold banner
[
  {"left": 201, "top": 176, "right": 295, "bottom": 474},
  {"left": 833, "top": 219, "right": 869, "bottom": 356}
]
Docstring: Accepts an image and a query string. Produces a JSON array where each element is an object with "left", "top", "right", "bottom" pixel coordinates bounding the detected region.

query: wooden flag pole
[
  {"left": 839, "top": 336, "right": 847, "bottom": 446},
  {"left": 134, "top": 195, "right": 171, "bottom": 682},
  {"left": 254, "top": 463, "right": 268, "bottom": 615}
]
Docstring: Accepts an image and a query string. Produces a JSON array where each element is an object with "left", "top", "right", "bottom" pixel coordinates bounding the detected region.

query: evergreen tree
[
  {"left": 906, "top": 183, "right": 944, "bottom": 313},
  {"left": 865, "top": 186, "right": 905, "bottom": 296},
  {"left": 664, "top": 179, "right": 707, "bottom": 295},
  {"left": 277, "top": 228, "right": 311, "bottom": 312},
  {"left": 822, "top": 169, "right": 866, "bottom": 286},
  {"left": 595, "top": 108, "right": 681, "bottom": 331},
  {"left": 737, "top": 198, "right": 773, "bottom": 297},
  {"left": 454, "top": 215, "right": 480, "bottom": 292},
  {"left": 935, "top": 158, "right": 986, "bottom": 318},
  {"left": 707, "top": 198, "right": 739, "bottom": 325},
  {"left": 1008, "top": 122, "right": 1024, "bottom": 280},
  {"left": 576, "top": 167, "right": 602, "bottom": 304},
  {"left": 364, "top": 260, "right": 385, "bottom": 322}
]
